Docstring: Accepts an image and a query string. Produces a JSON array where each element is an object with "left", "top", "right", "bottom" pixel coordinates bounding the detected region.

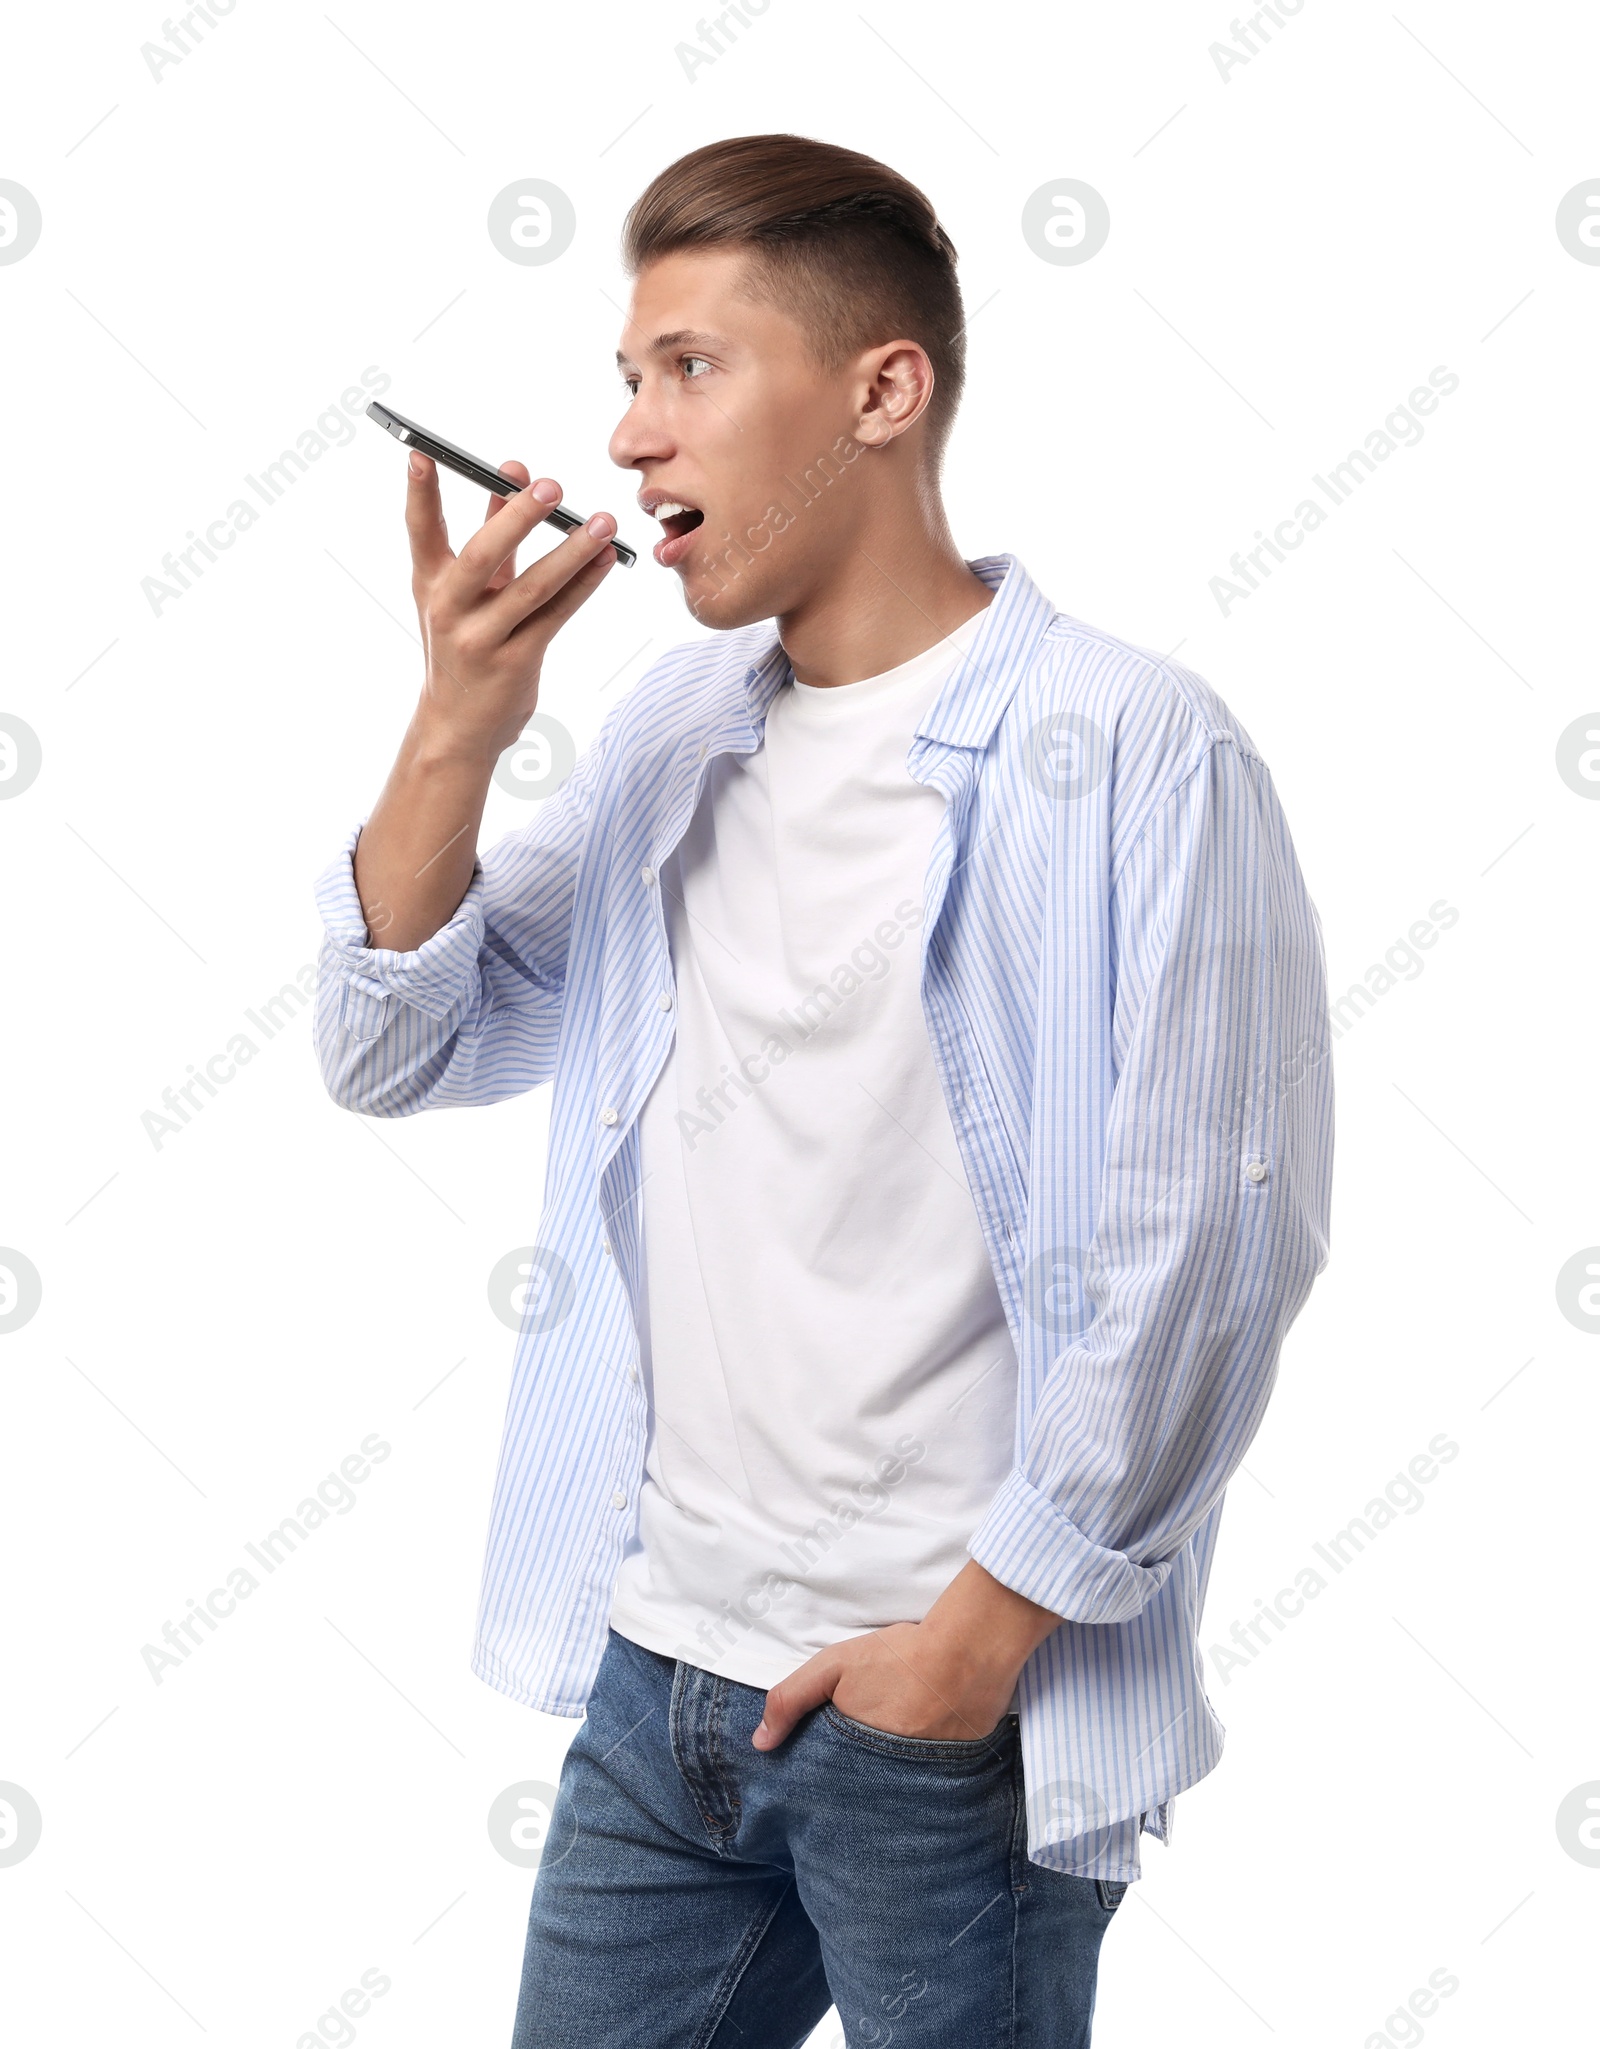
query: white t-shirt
[{"left": 607, "top": 612, "right": 1022, "bottom": 1695}]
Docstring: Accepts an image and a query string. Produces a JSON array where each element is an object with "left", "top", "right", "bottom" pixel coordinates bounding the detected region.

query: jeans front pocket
[{"left": 821, "top": 1702, "right": 1018, "bottom": 1766}]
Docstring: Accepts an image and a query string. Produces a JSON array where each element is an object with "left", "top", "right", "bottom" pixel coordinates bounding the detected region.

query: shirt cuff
[
  {"left": 966, "top": 1466, "right": 1172, "bottom": 1626},
  {"left": 315, "top": 821, "right": 487, "bottom": 1040}
]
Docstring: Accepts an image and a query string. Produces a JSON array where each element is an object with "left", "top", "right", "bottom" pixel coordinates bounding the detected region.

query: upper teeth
[{"left": 654, "top": 501, "right": 693, "bottom": 520}]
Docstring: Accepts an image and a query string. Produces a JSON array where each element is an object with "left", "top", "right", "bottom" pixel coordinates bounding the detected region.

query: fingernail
[
  {"left": 586, "top": 512, "right": 614, "bottom": 537},
  {"left": 753, "top": 1721, "right": 769, "bottom": 1744},
  {"left": 408, "top": 452, "right": 426, "bottom": 476},
  {"left": 532, "top": 478, "right": 561, "bottom": 504}
]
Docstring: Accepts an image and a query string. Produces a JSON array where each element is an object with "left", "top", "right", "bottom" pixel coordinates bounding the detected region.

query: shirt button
[
  {"left": 640, "top": 864, "right": 655, "bottom": 885},
  {"left": 1245, "top": 1160, "right": 1268, "bottom": 1183},
  {"left": 610, "top": 1490, "right": 627, "bottom": 1509},
  {"left": 601, "top": 1239, "right": 612, "bottom": 1256},
  {"left": 658, "top": 991, "right": 673, "bottom": 1011},
  {"left": 599, "top": 1106, "right": 619, "bottom": 1126},
  {"left": 695, "top": 743, "right": 708, "bottom": 760},
  {"left": 627, "top": 1361, "right": 639, "bottom": 1382}
]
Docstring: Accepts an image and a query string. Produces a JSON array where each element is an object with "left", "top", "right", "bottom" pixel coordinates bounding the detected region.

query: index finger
[
  {"left": 482, "top": 458, "right": 530, "bottom": 595},
  {"left": 451, "top": 474, "right": 564, "bottom": 598},
  {"left": 403, "top": 452, "right": 454, "bottom": 582}
]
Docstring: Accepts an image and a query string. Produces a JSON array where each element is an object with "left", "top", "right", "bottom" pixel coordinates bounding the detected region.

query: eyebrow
[{"left": 615, "top": 329, "right": 731, "bottom": 370}]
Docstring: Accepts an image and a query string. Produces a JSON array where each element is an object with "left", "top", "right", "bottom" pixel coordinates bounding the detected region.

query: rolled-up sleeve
[
  {"left": 312, "top": 701, "right": 621, "bottom": 1118},
  {"left": 967, "top": 739, "right": 1334, "bottom": 1624}
]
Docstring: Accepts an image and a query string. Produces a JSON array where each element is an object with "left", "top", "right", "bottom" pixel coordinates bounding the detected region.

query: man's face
[{"left": 609, "top": 248, "right": 876, "bottom": 628}]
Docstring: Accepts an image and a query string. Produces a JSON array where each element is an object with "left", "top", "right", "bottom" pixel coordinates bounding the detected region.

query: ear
[{"left": 854, "top": 340, "right": 936, "bottom": 449}]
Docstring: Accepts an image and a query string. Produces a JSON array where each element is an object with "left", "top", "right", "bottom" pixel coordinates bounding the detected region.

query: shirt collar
[{"left": 737, "top": 553, "right": 1057, "bottom": 750}]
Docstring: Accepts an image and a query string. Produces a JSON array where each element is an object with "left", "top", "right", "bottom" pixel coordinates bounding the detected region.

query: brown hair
[{"left": 621, "top": 134, "right": 966, "bottom": 466}]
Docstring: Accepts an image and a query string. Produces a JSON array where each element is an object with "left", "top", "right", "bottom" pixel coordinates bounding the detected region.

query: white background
[{"left": 2, "top": 1, "right": 1596, "bottom": 2043}]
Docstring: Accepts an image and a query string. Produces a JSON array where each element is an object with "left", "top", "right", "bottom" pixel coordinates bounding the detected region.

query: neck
[{"left": 775, "top": 493, "right": 993, "bottom": 689}]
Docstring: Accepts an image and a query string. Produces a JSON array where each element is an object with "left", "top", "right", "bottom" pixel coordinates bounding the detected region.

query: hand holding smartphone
[
  {"left": 367, "top": 403, "right": 635, "bottom": 566},
  {"left": 388, "top": 407, "right": 625, "bottom": 766},
  {"left": 347, "top": 405, "right": 626, "bottom": 958}
]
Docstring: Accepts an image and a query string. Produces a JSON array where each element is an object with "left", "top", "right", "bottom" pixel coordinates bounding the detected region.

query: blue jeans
[{"left": 510, "top": 1627, "right": 1127, "bottom": 2048}]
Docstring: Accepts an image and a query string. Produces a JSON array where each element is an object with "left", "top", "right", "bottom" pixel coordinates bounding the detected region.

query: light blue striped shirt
[{"left": 312, "top": 553, "right": 1333, "bottom": 1878}]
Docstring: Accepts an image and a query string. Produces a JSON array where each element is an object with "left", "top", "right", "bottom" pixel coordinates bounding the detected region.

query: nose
[{"left": 609, "top": 381, "right": 674, "bottom": 474}]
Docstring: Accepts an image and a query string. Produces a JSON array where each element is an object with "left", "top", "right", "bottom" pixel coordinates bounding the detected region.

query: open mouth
[{"left": 651, "top": 499, "right": 706, "bottom": 569}]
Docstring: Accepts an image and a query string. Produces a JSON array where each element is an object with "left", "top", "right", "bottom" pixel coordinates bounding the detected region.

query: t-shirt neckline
[{"left": 786, "top": 612, "right": 986, "bottom": 710}]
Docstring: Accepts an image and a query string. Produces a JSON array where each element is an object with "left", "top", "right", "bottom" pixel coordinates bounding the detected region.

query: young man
[{"left": 314, "top": 135, "right": 1333, "bottom": 2048}]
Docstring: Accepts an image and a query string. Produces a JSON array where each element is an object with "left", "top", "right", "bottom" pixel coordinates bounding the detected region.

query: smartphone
[{"left": 366, "top": 401, "right": 636, "bottom": 567}]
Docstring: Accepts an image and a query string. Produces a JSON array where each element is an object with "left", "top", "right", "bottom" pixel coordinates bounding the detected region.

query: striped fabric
[{"left": 313, "top": 553, "right": 1334, "bottom": 1877}]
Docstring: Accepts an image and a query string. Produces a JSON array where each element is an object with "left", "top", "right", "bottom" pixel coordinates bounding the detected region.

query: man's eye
[{"left": 682, "top": 355, "right": 711, "bottom": 378}]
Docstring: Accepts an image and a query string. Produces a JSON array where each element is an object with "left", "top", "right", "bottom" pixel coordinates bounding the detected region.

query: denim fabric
[{"left": 511, "top": 1628, "right": 1126, "bottom": 2048}]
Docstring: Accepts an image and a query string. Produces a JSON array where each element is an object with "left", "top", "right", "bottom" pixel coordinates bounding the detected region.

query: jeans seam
[
  {"left": 1008, "top": 1738, "right": 1027, "bottom": 2048},
  {"left": 1010, "top": 1763, "right": 1028, "bottom": 1888},
  {"left": 686, "top": 1879, "right": 797, "bottom": 2049},
  {"left": 668, "top": 1657, "right": 689, "bottom": 1778},
  {"left": 671, "top": 1662, "right": 739, "bottom": 1847},
  {"left": 667, "top": 1658, "right": 708, "bottom": 1839},
  {"left": 706, "top": 1674, "right": 741, "bottom": 1840}
]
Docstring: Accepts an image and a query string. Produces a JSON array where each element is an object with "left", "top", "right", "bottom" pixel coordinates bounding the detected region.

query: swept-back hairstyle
[{"left": 621, "top": 134, "right": 966, "bottom": 466}]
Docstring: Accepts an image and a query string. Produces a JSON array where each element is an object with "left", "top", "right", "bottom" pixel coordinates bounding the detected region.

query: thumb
[{"left": 752, "top": 1653, "right": 840, "bottom": 1750}]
